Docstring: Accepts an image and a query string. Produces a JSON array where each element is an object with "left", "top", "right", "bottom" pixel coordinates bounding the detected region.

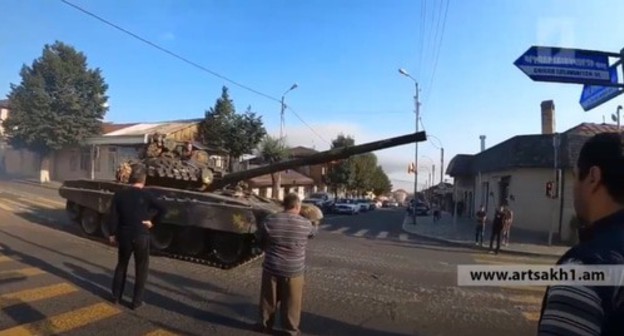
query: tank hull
[{"left": 59, "top": 179, "right": 280, "bottom": 269}]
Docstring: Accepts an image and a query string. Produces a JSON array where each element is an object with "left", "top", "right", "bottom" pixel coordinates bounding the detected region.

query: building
[
  {"left": 52, "top": 119, "right": 211, "bottom": 181},
  {"left": 446, "top": 100, "right": 608, "bottom": 244},
  {"left": 286, "top": 146, "right": 329, "bottom": 193},
  {"left": 246, "top": 169, "right": 316, "bottom": 200}
]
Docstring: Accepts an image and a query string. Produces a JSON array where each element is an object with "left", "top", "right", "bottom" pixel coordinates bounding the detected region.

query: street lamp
[
  {"left": 612, "top": 105, "right": 622, "bottom": 132},
  {"left": 426, "top": 133, "right": 445, "bottom": 185},
  {"left": 280, "top": 83, "right": 298, "bottom": 140},
  {"left": 399, "top": 68, "right": 420, "bottom": 225}
]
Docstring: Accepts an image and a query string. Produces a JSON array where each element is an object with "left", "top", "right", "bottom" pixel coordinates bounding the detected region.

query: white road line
[
  {"left": 320, "top": 224, "right": 331, "bottom": 230},
  {"left": 377, "top": 231, "right": 389, "bottom": 239},
  {"left": 399, "top": 233, "right": 409, "bottom": 241},
  {"left": 353, "top": 229, "right": 367, "bottom": 237},
  {"left": 333, "top": 227, "right": 349, "bottom": 234}
]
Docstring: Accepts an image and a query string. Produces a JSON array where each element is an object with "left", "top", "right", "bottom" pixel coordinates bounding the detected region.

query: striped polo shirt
[{"left": 259, "top": 211, "right": 317, "bottom": 278}]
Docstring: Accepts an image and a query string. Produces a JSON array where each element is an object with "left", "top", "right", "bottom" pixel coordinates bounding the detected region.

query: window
[
  {"left": 69, "top": 150, "right": 78, "bottom": 172},
  {"left": 79, "top": 147, "right": 91, "bottom": 171},
  {"left": 108, "top": 147, "right": 117, "bottom": 173}
]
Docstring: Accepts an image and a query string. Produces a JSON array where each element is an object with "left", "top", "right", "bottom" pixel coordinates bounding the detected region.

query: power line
[
  {"left": 423, "top": 0, "right": 450, "bottom": 105},
  {"left": 59, "top": 0, "right": 329, "bottom": 144},
  {"left": 286, "top": 106, "right": 330, "bottom": 145}
]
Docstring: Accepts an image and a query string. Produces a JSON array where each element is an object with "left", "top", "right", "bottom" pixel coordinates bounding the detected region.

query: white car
[{"left": 333, "top": 199, "right": 359, "bottom": 215}]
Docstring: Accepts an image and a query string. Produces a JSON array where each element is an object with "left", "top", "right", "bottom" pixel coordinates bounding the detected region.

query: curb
[{"left": 401, "top": 215, "right": 564, "bottom": 258}]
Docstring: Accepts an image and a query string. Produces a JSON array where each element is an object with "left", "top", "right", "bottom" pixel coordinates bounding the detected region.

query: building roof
[
  {"left": 446, "top": 122, "right": 615, "bottom": 176},
  {"left": 247, "top": 169, "right": 315, "bottom": 188},
  {"left": 102, "top": 122, "right": 138, "bottom": 134},
  {"left": 104, "top": 118, "right": 202, "bottom": 136},
  {"left": 288, "top": 146, "right": 318, "bottom": 157},
  {"left": 0, "top": 99, "right": 9, "bottom": 109}
]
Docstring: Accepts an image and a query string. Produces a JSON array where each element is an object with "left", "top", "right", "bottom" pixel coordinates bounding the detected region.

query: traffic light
[{"left": 546, "top": 181, "right": 555, "bottom": 198}]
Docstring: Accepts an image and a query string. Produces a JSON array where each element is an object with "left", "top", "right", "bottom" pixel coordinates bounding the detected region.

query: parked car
[
  {"left": 333, "top": 204, "right": 358, "bottom": 215},
  {"left": 332, "top": 198, "right": 360, "bottom": 214},
  {"left": 383, "top": 200, "right": 399, "bottom": 208},
  {"left": 408, "top": 200, "right": 430, "bottom": 216}
]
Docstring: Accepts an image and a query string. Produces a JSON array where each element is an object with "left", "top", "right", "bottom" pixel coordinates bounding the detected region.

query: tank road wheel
[
  {"left": 100, "top": 214, "right": 111, "bottom": 238},
  {"left": 150, "top": 224, "right": 174, "bottom": 251},
  {"left": 176, "top": 227, "right": 205, "bottom": 256},
  {"left": 65, "top": 201, "right": 81, "bottom": 223},
  {"left": 80, "top": 208, "right": 100, "bottom": 236},
  {"left": 209, "top": 232, "right": 246, "bottom": 265}
]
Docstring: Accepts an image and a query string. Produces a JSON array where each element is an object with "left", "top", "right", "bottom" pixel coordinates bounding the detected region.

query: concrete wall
[
  {"left": 252, "top": 185, "right": 309, "bottom": 200},
  {"left": 1, "top": 146, "right": 41, "bottom": 178},
  {"left": 473, "top": 168, "right": 566, "bottom": 237}
]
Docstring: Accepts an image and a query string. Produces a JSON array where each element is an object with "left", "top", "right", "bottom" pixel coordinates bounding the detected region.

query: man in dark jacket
[
  {"left": 488, "top": 205, "right": 505, "bottom": 254},
  {"left": 538, "top": 132, "right": 624, "bottom": 335},
  {"left": 108, "top": 164, "right": 166, "bottom": 309}
]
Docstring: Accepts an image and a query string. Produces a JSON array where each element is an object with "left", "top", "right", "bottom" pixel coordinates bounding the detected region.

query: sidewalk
[
  {"left": 0, "top": 175, "right": 62, "bottom": 190},
  {"left": 402, "top": 212, "right": 569, "bottom": 258}
]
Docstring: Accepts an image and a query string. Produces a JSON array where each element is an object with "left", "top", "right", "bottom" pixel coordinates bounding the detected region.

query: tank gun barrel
[{"left": 208, "top": 131, "right": 427, "bottom": 191}]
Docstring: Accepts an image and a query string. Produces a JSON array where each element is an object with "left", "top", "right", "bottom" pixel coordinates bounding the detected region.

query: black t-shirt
[{"left": 108, "top": 187, "right": 167, "bottom": 237}]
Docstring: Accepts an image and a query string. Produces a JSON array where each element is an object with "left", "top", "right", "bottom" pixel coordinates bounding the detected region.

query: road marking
[
  {"left": 353, "top": 229, "right": 367, "bottom": 237},
  {"left": 376, "top": 231, "right": 388, "bottom": 239},
  {"left": 0, "top": 302, "right": 121, "bottom": 336},
  {"left": 0, "top": 283, "right": 79, "bottom": 309},
  {"left": 472, "top": 257, "right": 553, "bottom": 266},
  {"left": 508, "top": 294, "right": 543, "bottom": 305},
  {"left": 27, "top": 197, "right": 65, "bottom": 208},
  {"left": 144, "top": 329, "right": 179, "bottom": 336},
  {"left": 398, "top": 233, "right": 408, "bottom": 241},
  {"left": 320, "top": 224, "right": 330, "bottom": 230},
  {"left": 471, "top": 253, "right": 556, "bottom": 263},
  {"left": 0, "top": 267, "right": 46, "bottom": 281},
  {"left": 521, "top": 311, "right": 540, "bottom": 322},
  {"left": 18, "top": 197, "right": 57, "bottom": 209},
  {"left": 0, "top": 201, "right": 12, "bottom": 212},
  {"left": 0, "top": 198, "right": 33, "bottom": 212},
  {"left": 333, "top": 227, "right": 348, "bottom": 234}
]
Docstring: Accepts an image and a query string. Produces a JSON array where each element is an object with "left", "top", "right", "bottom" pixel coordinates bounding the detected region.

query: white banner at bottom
[{"left": 457, "top": 265, "right": 624, "bottom": 286}]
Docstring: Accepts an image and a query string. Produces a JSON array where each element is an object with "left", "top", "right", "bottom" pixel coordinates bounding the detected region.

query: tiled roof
[
  {"left": 102, "top": 122, "right": 138, "bottom": 134},
  {"left": 247, "top": 169, "right": 315, "bottom": 187},
  {"left": 446, "top": 122, "right": 622, "bottom": 176},
  {"left": 104, "top": 119, "right": 202, "bottom": 136},
  {"left": 288, "top": 146, "right": 318, "bottom": 157}
]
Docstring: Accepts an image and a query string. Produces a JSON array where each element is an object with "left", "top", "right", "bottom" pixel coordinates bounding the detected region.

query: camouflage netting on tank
[{"left": 300, "top": 203, "right": 323, "bottom": 225}]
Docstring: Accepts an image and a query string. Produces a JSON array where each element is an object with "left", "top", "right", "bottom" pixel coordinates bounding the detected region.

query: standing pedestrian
[
  {"left": 502, "top": 205, "right": 513, "bottom": 246},
  {"left": 538, "top": 132, "right": 624, "bottom": 335},
  {"left": 108, "top": 164, "right": 166, "bottom": 309},
  {"left": 488, "top": 205, "right": 505, "bottom": 254},
  {"left": 254, "top": 193, "right": 318, "bottom": 336},
  {"left": 475, "top": 205, "right": 487, "bottom": 246}
]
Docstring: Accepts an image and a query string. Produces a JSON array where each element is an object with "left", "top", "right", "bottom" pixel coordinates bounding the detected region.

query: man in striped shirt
[
  {"left": 538, "top": 132, "right": 624, "bottom": 335},
  {"left": 255, "top": 193, "right": 318, "bottom": 336}
]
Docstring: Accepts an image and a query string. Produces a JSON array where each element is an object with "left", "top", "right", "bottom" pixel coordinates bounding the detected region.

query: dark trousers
[
  {"left": 475, "top": 224, "right": 485, "bottom": 245},
  {"left": 259, "top": 269, "right": 304, "bottom": 336},
  {"left": 489, "top": 226, "right": 502, "bottom": 253},
  {"left": 112, "top": 233, "right": 150, "bottom": 305}
]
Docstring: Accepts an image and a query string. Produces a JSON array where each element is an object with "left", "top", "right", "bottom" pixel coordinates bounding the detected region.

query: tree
[
  {"left": 257, "top": 135, "right": 289, "bottom": 198},
  {"left": 325, "top": 133, "right": 356, "bottom": 197},
  {"left": 370, "top": 165, "right": 392, "bottom": 196},
  {"left": 3, "top": 41, "right": 109, "bottom": 183},
  {"left": 349, "top": 153, "right": 378, "bottom": 197},
  {"left": 199, "top": 86, "right": 266, "bottom": 171}
]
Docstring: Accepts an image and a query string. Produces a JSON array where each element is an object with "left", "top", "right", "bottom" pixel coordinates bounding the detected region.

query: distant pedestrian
[
  {"left": 254, "top": 193, "right": 318, "bottom": 336},
  {"left": 475, "top": 205, "right": 487, "bottom": 246},
  {"left": 488, "top": 205, "right": 505, "bottom": 254},
  {"left": 538, "top": 132, "right": 624, "bottom": 335},
  {"left": 108, "top": 164, "right": 166, "bottom": 309},
  {"left": 502, "top": 205, "right": 513, "bottom": 246}
]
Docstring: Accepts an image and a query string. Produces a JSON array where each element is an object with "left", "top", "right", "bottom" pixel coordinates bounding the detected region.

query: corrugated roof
[
  {"left": 248, "top": 170, "right": 315, "bottom": 187},
  {"left": 564, "top": 122, "right": 620, "bottom": 136},
  {"left": 102, "top": 122, "right": 138, "bottom": 134},
  {"left": 104, "top": 119, "right": 201, "bottom": 136}
]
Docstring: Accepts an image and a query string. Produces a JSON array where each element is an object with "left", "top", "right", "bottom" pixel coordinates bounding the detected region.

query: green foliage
[
  {"left": 3, "top": 40, "right": 109, "bottom": 155},
  {"left": 325, "top": 133, "right": 392, "bottom": 196},
  {"left": 370, "top": 165, "right": 393, "bottom": 196},
  {"left": 257, "top": 135, "right": 288, "bottom": 164},
  {"left": 199, "top": 86, "right": 267, "bottom": 161}
]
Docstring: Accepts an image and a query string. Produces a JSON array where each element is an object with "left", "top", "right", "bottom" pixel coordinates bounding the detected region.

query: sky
[{"left": 1, "top": 0, "right": 624, "bottom": 192}]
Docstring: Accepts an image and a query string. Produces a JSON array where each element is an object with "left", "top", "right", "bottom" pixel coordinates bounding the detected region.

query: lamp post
[
  {"left": 399, "top": 68, "right": 420, "bottom": 225},
  {"left": 427, "top": 134, "right": 445, "bottom": 184},
  {"left": 280, "top": 83, "right": 298, "bottom": 140}
]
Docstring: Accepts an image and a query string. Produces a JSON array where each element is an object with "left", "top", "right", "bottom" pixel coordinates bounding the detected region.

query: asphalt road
[{"left": 0, "top": 180, "right": 557, "bottom": 336}]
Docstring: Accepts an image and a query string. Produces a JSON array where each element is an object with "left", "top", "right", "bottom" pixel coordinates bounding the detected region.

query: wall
[
  {"left": 474, "top": 168, "right": 559, "bottom": 235},
  {"left": 53, "top": 145, "right": 141, "bottom": 182},
  {"left": 1, "top": 146, "right": 41, "bottom": 178},
  {"left": 252, "top": 185, "right": 308, "bottom": 200}
]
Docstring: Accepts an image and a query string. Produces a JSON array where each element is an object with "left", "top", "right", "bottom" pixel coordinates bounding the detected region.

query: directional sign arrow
[
  {"left": 514, "top": 46, "right": 613, "bottom": 85},
  {"left": 580, "top": 66, "right": 623, "bottom": 112}
]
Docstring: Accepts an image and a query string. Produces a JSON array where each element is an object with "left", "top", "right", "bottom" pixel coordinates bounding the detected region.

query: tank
[{"left": 59, "top": 131, "right": 427, "bottom": 269}]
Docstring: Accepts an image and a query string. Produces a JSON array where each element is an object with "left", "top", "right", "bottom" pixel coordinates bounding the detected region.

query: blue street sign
[
  {"left": 514, "top": 46, "right": 613, "bottom": 85},
  {"left": 580, "top": 66, "right": 623, "bottom": 111}
]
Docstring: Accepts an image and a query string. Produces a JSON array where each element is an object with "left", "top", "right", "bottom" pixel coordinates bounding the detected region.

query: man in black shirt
[
  {"left": 108, "top": 164, "right": 166, "bottom": 309},
  {"left": 488, "top": 205, "right": 505, "bottom": 254}
]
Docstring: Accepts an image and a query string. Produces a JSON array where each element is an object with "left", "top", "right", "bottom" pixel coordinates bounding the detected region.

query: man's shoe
[{"left": 131, "top": 302, "right": 145, "bottom": 310}]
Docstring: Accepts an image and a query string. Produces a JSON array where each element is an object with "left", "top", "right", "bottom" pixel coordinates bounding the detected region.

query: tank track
[
  {"left": 151, "top": 249, "right": 265, "bottom": 270},
  {"left": 146, "top": 157, "right": 203, "bottom": 182}
]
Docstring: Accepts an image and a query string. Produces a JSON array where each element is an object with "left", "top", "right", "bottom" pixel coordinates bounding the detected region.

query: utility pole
[
  {"left": 280, "top": 96, "right": 286, "bottom": 140},
  {"left": 440, "top": 147, "right": 444, "bottom": 184},
  {"left": 398, "top": 68, "right": 420, "bottom": 225}
]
